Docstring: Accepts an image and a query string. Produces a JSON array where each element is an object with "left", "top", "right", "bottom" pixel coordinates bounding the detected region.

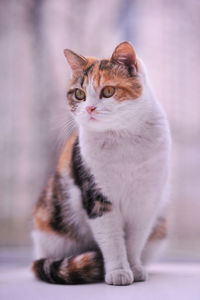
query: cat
[{"left": 32, "top": 41, "right": 170, "bottom": 286}]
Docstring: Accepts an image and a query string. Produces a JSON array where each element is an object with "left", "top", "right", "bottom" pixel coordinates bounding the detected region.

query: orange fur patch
[
  {"left": 74, "top": 253, "right": 90, "bottom": 269},
  {"left": 33, "top": 177, "right": 53, "bottom": 232},
  {"left": 34, "top": 204, "right": 52, "bottom": 232},
  {"left": 149, "top": 217, "right": 168, "bottom": 241},
  {"left": 68, "top": 252, "right": 99, "bottom": 279},
  {"left": 57, "top": 134, "right": 78, "bottom": 173}
]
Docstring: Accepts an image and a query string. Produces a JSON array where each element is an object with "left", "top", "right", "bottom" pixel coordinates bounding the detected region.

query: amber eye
[
  {"left": 75, "top": 88, "right": 86, "bottom": 100},
  {"left": 101, "top": 86, "right": 115, "bottom": 98}
]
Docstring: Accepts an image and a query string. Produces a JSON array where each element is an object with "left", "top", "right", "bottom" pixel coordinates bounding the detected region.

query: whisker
[
  {"left": 50, "top": 115, "right": 77, "bottom": 153},
  {"left": 53, "top": 125, "right": 77, "bottom": 153}
]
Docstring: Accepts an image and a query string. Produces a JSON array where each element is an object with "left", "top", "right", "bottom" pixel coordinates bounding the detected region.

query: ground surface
[{"left": 1, "top": 263, "right": 200, "bottom": 300}]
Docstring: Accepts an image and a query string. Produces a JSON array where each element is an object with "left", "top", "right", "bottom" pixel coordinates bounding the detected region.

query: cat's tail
[{"left": 32, "top": 251, "right": 104, "bottom": 284}]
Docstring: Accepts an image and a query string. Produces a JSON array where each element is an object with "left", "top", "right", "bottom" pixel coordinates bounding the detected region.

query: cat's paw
[
  {"left": 105, "top": 269, "right": 133, "bottom": 286},
  {"left": 132, "top": 265, "right": 148, "bottom": 282}
]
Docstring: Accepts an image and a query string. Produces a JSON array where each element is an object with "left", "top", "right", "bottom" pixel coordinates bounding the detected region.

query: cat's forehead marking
[
  {"left": 83, "top": 62, "right": 101, "bottom": 91},
  {"left": 84, "top": 60, "right": 114, "bottom": 90},
  {"left": 84, "top": 63, "right": 96, "bottom": 77},
  {"left": 80, "top": 61, "right": 98, "bottom": 88},
  {"left": 79, "top": 59, "right": 116, "bottom": 90},
  {"left": 98, "top": 59, "right": 113, "bottom": 71}
]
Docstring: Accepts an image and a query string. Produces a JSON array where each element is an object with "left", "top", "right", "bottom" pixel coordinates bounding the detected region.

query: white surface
[{"left": 0, "top": 263, "right": 200, "bottom": 300}]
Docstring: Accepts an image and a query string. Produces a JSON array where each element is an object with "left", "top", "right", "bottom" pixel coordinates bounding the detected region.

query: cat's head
[{"left": 64, "top": 42, "right": 145, "bottom": 132}]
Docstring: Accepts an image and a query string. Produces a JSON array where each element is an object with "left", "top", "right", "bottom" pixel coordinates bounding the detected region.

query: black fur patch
[
  {"left": 32, "top": 259, "right": 48, "bottom": 282},
  {"left": 99, "top": 58, "right": 136, "bottom": 78},
  {"left": 49, "top": 173, "right": 67, "bottom": 234},
  {"left": 71, "top": 138, "right": 112, "bottom": 218},
  {"left": 80, "top": 76, "right": 85, "bottom": 87},
  {"left": 126, "top": 65, "right": 136, "bottom": 77},
  {"left": 49, "top": 173, "right": 79, "bottom": 238},
  {"left": 80, "top": 63, "right": 96, "bottom": 87},
  {"left": 99, "top": 59, "right": 113, "bottom": 71},
  {"left": 32, "top": 259, "right": 65, "bottom": 284},
  {"left": 33, "top": 258, "right": 68, "bottom": 284},
  {"left": 50, "top": 260, "right": 66, "bottom": 284},
  {"left": 84, "top": 63, "right": 95, "bottom": 76}
]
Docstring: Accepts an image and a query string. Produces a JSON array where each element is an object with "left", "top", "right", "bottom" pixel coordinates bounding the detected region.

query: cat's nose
[{"left": 86, "top": 106, "right": 96, "bottom": 114}]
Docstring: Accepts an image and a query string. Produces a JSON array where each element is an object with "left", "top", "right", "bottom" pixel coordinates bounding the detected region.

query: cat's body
[{"left": 32, "top": 42, "right": 170, "bottom": 285}]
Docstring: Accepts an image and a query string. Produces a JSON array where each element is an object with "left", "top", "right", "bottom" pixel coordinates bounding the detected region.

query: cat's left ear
[
  {"left": 111, "top": 41, "right": 138, "bottom": 73},
  {"left": 64, "top": 49, "right": 87, "bottom": 72}
]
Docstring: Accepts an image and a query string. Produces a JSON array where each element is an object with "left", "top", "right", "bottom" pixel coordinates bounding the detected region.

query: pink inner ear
[
  {"left": 118, "top": 53, "right": 135, "bottom": 66},
  {"left": 111, "top": 42, "right": 137, "bottom": 68},
  {"left": 64, "top": 49, "right": 87, "bottom": 71}
]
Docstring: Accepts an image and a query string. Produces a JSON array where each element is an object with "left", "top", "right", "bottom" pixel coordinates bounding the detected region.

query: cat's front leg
[
  {"left": 89, "top": 211, "right": 133, "bottom": 286},
  {"left": 126, "top": 226, "right": 149, "bottom": 282}
]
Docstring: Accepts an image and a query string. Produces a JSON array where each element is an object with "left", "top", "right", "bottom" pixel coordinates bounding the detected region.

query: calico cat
[{"left": 32, "top": 42, "right": 170, "bottom": 285}]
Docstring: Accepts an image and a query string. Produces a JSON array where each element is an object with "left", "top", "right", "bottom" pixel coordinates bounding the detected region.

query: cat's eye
[
  {"left": 101, "top": 86, "right": 115, "bottom": 98},
  {"left": 75, "top": 88, "right": 86, "bottom": 100}
]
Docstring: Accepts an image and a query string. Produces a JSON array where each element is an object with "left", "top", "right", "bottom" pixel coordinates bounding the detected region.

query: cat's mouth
[{"left": 89, "top": 116, "right": 98, "bottom": 121}]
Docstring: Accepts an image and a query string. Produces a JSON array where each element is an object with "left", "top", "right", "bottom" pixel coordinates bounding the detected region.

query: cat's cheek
[
  {"left": 74, "top": 112, "right": 89, "bottom": 128},
  {"left": 68, "top": 102, "right": 77, "bottom": 114},
  {"left": 71, "top": 103, "right": 83, "bottom": 116}
]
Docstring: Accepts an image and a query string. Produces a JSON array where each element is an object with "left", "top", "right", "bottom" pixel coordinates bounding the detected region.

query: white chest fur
[{"left": 79, "top": 104, "right": 170, "bottom": 223}]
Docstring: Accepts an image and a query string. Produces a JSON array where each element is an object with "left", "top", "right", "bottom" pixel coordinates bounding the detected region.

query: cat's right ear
[
  {"left": 64, "top": 49, "right": 87, "bottom": 72},
  {"left": 111, "top": 41, "right": 138, "bottom": 73}
]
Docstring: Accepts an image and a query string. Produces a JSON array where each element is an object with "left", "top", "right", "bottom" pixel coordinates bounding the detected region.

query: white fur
[
  {"left": 76, "top": 57, "right": 171, "bottom": 284},
  {"left": 32, "top": 227, "right": 96, "bottom": 260},
  {"left": 32, "top": 230, "right": 77, "bottom": 259}
]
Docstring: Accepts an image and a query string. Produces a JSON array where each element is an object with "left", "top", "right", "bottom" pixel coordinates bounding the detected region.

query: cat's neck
[
  {"left": 79, "top": 128, "right": 131, "bottom": 147},
  {"left": 78, "top": 103, "right": 168, "bottom": 152},
  {"left": 79, "top": 122, "right": 153, "bottom": 149}
]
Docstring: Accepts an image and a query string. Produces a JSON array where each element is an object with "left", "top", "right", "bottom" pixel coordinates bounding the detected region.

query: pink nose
[{"left": 86, "top": 106, "right": 96, "bottom": 114}]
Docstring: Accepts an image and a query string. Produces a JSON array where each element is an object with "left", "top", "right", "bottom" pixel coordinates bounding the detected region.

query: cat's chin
[
  {"left": 76, "top": 118, "right": 114, "bottom": 133},
  {"left": 89, "top": 116, "right": 98, "bottom": 121}
]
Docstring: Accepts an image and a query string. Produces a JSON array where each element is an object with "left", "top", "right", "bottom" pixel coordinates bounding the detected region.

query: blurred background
[{"left": 0, "top": 0, "right": 200, "bottom": 265}]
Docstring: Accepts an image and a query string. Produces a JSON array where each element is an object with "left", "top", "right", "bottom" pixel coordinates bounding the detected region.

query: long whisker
[{"left": 50, "top": 116, "right": 77, "bottom": 153}]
